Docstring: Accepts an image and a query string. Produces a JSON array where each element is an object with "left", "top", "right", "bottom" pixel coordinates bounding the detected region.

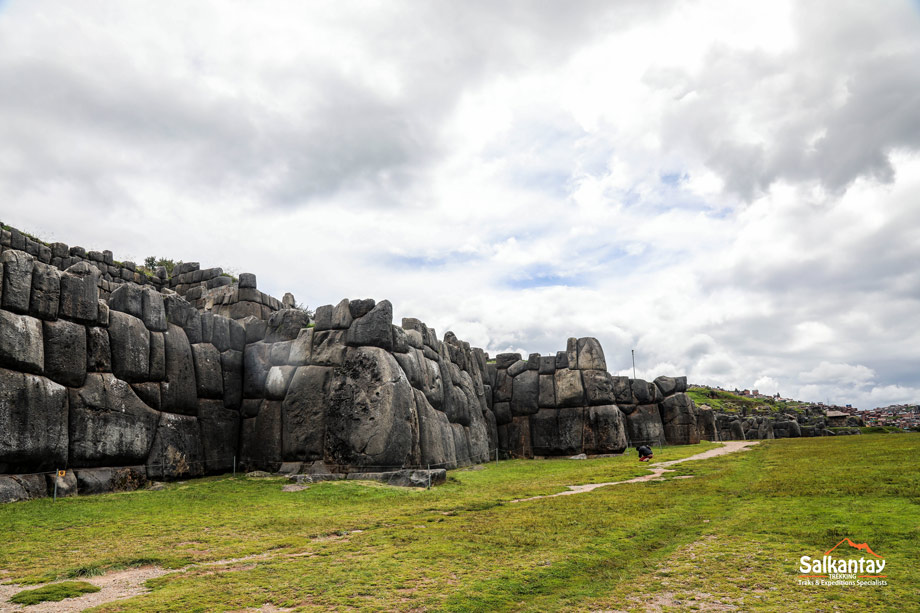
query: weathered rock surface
[
  {"left": 68, "top": 373, "right": 160, "bottom": 467},
  {"left": 0, "top": 369, "right": 68, "bottom": 472}
]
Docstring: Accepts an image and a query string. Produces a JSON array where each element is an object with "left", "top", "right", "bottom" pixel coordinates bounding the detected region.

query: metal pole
[
  {"left": 632, "top": 350, "right": 636, "bottom": 380},
  {"left": 53, "top": 471, "right": 58, "bottom": 502},
  {"left": 233, "top": 455, "right": 236, "bottom": 477},
  {"left": 427, "top": 464, "right": 431, "bottom": 490}
]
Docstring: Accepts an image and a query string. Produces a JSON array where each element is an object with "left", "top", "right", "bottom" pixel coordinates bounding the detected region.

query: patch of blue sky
[
  {"left": 660, "top": 171, "right": 689, "bottom": 186},
  {"left": 385, "top": 251, "right": 481, "bottom": 269},
  {"left": 505, "top": 271, "right": 588, "bottom": 290}
]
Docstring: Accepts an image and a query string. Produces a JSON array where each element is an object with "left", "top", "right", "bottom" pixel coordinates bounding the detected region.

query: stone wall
[{"left": 0, "top": 223, "right": 704, "bottom": 502}]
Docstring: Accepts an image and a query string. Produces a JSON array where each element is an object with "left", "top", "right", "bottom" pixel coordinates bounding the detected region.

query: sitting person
[{"left": 636, "top": 444, "right": 654, "bottom": 462}]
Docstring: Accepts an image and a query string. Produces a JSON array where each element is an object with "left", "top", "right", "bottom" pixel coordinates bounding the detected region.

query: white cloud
[{"left": 1, "top": 0, "right": 918, "bottom": 410}]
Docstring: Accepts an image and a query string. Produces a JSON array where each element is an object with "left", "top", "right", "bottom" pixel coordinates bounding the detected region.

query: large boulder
[
  {"left": 59, "top": 261, "right": 99, "bottom": 323},
  {"left": 75, "top": 466, "right": 147, "bottom": 495},
  {"left": 86, "top": 327, "right": 112, "bottom": 373},
  {"left": 108, "top": 311, "right": 150, "bottom": 382},
  {"left": 538, "top": 374, "right": 556, "bottom": 408},
  {"left": 624, "top": 404, "right": 665, "bottom": 447},
  {"left": 220, "top": 349, "right": 243, "bottom": 410},
  {"left": 30, "top": 262, "right": 61, "bottom": 320},
  {"left": 654, "top": 376, "right": 688, "bottom": 396},
  {"left": 658, "top": 392, "right": 699, "bottom": 445},
  {"left": 583, "top": 370, "right": 616, "bottom": 406},
  {"left": 42, "top": 319, "right": 87, "bottom": 387},
  {"left": 281, "top": 365, "right": 333, "bottom": 462},
  {"left": 416, "top": 390, "right": 456, "bottom": 469},
  {"left": 0, "top": 309, "right": 44, "bottom": 374},
  {"left": 162, "top": 324, "right": 198, "bottom": 415},
  {"left": 243, "top": 342, "right": 272, "bottom": 398},
  {"left": 324, "top": 347, "right": 416, "bottom": 468},
  {"left": 68, "top": 373, "right": 160, "bottom": 467},
  {"left": 583, "top": 405, "right": 628, "bottom": 454},
  {"left": 197, "top": 399, "right": 240, "bottom": 472},
  {"left": 345, "top": 300, "right": 394, "bottom": 351},
  {"left": 0, "top": 369, "right": 68, "bottom": 472},
  {"left": 554, "top": 369, "right": 585, "bottom": 407},
  {"left": 265, "top": 309, "right": 309, "bottom": 343},
  {"left": 498, "top": 416, "right": 532, "bottom": 459},
  {"left": 240, "top": 400, "right": 282, "bottom": 470},
  {"left": 146, "top": 412, "right": 205, "bottom": 479},
  {"left": 1, "top": 250, "right": 34, "bottom": 313},
  {"left": 510, "top": 369, "right": 539, "bottom": 416},
  {"left": 575, "top": 337, "right": 607, "bottom": 370},
  {"left": 531, "top": 407, "right": 585, "bottom": 456},
  {"left": 191, "top": 343, "right": 223, "bottom": 399}
]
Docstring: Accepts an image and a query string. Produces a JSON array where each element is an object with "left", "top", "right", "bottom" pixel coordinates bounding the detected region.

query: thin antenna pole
[{"left": 632, "top": 349, "right": 637, "bottom": 380}]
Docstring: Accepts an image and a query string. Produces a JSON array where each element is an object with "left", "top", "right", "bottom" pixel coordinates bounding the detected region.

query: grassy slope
[
  {"left": 687, "top": 386, "right": 810, "bottom": 414},
  {"left": 0, "top": 437, "right": 917, "bottom": 611}
]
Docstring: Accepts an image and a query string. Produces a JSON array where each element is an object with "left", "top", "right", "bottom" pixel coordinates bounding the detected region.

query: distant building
[{"left": 825, "top": 410, "right": 848, "bottom": 427}]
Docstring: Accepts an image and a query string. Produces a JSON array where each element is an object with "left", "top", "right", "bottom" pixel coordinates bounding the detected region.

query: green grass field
[{"left": 1, "top": 435, "right": 918, "bottom": 611}]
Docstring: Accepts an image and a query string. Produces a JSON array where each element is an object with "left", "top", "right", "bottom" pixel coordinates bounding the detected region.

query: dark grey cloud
[{"left": 655, "top": 1, "right": 920, "bottom": 200}]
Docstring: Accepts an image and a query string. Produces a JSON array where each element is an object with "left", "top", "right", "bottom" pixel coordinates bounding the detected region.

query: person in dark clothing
[{"left": 636, "top": 444, "right": 654, "bottom": 462}]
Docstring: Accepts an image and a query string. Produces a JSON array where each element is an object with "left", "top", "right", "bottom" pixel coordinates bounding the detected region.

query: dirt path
[
  {"left": 512, "top": 441, "right": 758, "bottom": 503},
  {"left": 0, "top": 529, "right": 365, "bottom": 612}
]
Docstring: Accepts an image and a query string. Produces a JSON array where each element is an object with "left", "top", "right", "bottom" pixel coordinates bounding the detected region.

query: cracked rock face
[{"left": 323, "top": 346, "right": 417, "bottom": 469}]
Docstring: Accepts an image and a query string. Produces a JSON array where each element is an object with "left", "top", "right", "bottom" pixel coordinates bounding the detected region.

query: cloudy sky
[{"left": 1, "top": 1, "right": 918, "bottom": 409}]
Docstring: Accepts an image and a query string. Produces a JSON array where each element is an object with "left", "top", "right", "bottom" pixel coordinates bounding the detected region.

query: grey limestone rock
[
  {"left": 555, "top": 351, "right": 569, "bottom": 370},
  {"left": 348, "top": 298, "right": 376, "bottom": 319},
  {"left": 582, "top": 370, "right": 616, "bottom": 406},
  {"left": 324, "top": 347, "right": 416, "bottom": 468},
  {"left": 243, "top": 342, "right": 272, "bottom": 398},
  {"left": 220, "top": 349, "right": 243, "bottom": 409},
  {"left": 506, "top": 359, "right": 530, "bottom": 378},
  {"left": 331, "top": 299, "right": 353, "bottom": 329},
  {"left": 240, "top": 400, "right": 282, "bottom": 470},
  {"left": 345, "top": 299, "right": 393, "bottom": 351},
  {"left": 68, "top": 373, "right": 160, "bottom": 467},
  {"left": 148, "top": 331, "right": 166, "bottom": 381},
  {"left": 162, "top": 324, "right": 198, "bottom": 414},
  {"left": 310, "top": 329, "right": 346, "bottom": 367},
  {"left": 288, "top": 328, "right": 313, "bottom": 364},
  {"left": 59, "top": 261, "right": 99, "bottom": 323},
  {"left": 264, "top": 365, "right": 296, "bottom": 399},
  {"left": 0, "top": 310, "right": 44, "bottom": 374},
  {"left": 531, "top": 407, "right": 584, "bottom": 456},
  {"left": 197, "top": 399, "right": 239, "bottom": 472},
  {"left": 281, "top": 365, "right": 333, "bottom": 462},
  {"left": 658, "top": 392, "right": 699, "bottom": 445},
  {"left": 42, "top": 319, "right": 86, "bottom": 387},
  {"left": 575, "top": 337, "right": 606, "bottom": 370},
  {"left": 583, "top": 405, "right": 627, "bottom": 454},
  {"left": 239, "top": 272, "right": 257, "bottom": 289},
  {"left": 538, "top": 355, "right": 556, "bottom": 375},
  {"left": 30, "top": 261, "right": 61, "bottom": 320},
  {"left": 108, "top": 311, "right": 150, "bottom": 382},
  {"left": 265, "top": 309, "right": 309, "bottom": 343},
  {"left": 654, "top": 376, "right": 687, "bottom": 396},
  {"left": 131, "top": 382, "right": 161, "bottom": 410},
  {"left": 0, "top": 369, "right": 68, "bottom": 473},
  {"left": 538, "top": 374, "right": 556, "bottom": 408},
  {"left": 86, "top": 326, "right": 112, "bottom": 372},
  {"left": 75, "top": 466, "right": 147, "bottom": 495},
  {"left": 146, "top": 412, "right": 205, "bottom": 479},
  {"left": 624, "top": 404, "right": 665, "bottom": 446},
  {"left": 1, "top": 249, "right": 34, "bottom": 314},
  {"left": 554, "top": 368, "right": 585, "bottom": 408},
  {"left": 191, "top": 343, "right": 223, "bottom": 399},
  {"left": 510, "top": 369, "right": 539, "bottom": 416},
  {"left": 612, "top": 376, "right": 634, "bottom": 404},
  {"left": 495, "top": 353, "right": 521, "bottom": 369}
]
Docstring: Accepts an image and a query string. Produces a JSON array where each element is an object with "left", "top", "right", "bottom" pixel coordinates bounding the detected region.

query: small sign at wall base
[{"left": 57, "top": 470, "right": 66, "bottom": 477}]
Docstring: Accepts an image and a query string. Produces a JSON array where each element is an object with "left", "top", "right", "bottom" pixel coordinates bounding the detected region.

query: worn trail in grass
[
  {"left": 512, "top": 440, "right": 759, "bottom": 502},
  {"left": 1, "top": 436, "right": 918, "bottom": 611}
]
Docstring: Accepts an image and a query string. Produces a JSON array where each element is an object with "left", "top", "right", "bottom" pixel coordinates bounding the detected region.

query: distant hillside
[{"left": 687, "top": 386, "right": 812, "bottom": 415}]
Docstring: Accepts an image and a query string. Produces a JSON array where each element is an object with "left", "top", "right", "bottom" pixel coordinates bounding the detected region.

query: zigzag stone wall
[{"left": 0, "top": 225, "right": 704, "bottom": 503}]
